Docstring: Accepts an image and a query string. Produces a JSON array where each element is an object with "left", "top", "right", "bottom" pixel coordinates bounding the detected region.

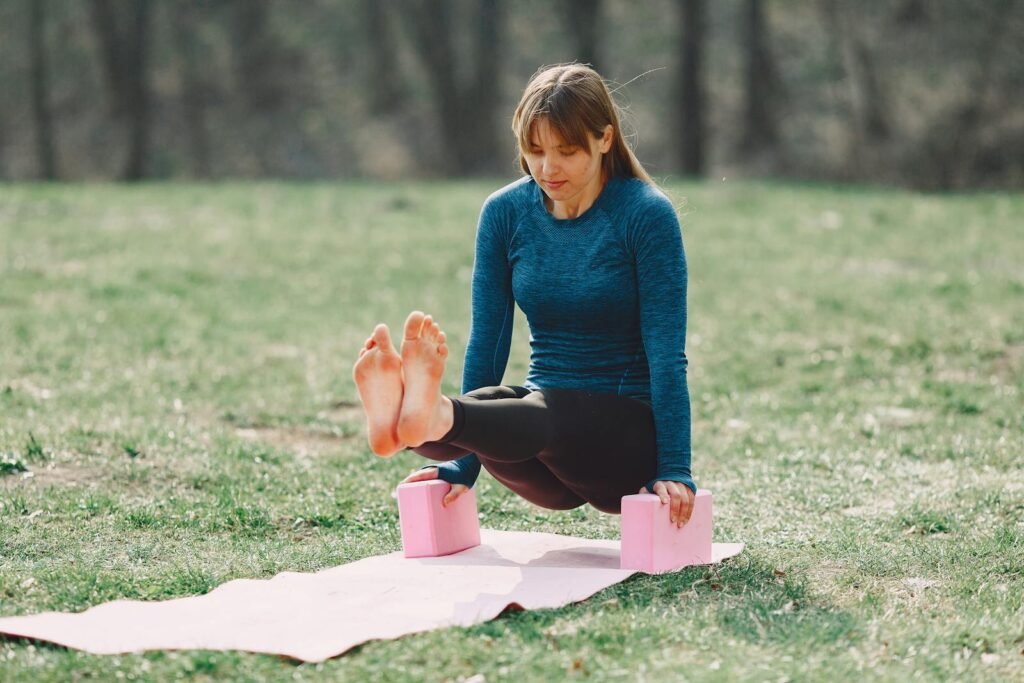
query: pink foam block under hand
[
  {"left": 619, "top": 489, "right": 713, "bottom": 573},
  {"left": 397, "top": 480, "right": 482, "bottom": 558}
]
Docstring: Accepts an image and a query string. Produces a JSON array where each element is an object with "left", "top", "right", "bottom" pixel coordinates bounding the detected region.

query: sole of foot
[
  {"left": 397, "top": 311, "right": 449, "bottom": 447},
  {"left": 352, "top": 323, "right": 405, "bottom": 457}
]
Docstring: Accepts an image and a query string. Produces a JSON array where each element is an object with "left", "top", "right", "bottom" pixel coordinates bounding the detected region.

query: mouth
[{"left": 545, "top": 181, "right": 567, "bottom": 189}]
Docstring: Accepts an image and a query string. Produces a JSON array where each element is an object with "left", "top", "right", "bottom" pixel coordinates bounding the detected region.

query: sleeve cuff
[
  {"left": 419, "top": 454, "right": 482, "bottom": 489},
  {"left": 643, "top": 475, "right": 697, "bottom": 496}
]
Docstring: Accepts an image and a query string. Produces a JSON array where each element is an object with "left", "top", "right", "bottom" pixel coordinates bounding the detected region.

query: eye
[{"left": 561, "top": 147, "right": 578, "bottom": 156}]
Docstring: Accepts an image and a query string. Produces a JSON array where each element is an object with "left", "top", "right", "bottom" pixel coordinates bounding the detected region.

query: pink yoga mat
[{"left": 0, "top": 529, "right": 744, "bottom": 662}]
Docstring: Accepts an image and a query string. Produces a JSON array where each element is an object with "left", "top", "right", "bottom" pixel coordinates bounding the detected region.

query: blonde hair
[{"left": 511, "top": 63, "right": 654, "bottom": 185}]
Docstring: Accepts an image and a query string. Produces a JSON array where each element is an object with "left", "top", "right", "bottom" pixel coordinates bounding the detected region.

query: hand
[
  {"left": 639, "top": 481, "right": 694, "bottom": 528},
  {"left": 398, "top": 467, "right": 470, "bottom": 508}
]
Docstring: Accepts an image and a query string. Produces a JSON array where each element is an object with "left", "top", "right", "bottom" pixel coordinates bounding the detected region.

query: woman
[{"left": 352, "top": 63, "right": 696, "bottom": 527}]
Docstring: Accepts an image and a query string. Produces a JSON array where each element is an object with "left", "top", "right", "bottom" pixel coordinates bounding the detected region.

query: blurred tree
[
  {"left": 893, "top": 0, "right": 928, "bottom": 26},
  {"left": 678, "top": 0, "right": 706, "bottom": 176},
  {"left": 364, "top": 0, "right": 403, "bottom": 115},
  {"left": 399, "top": 0, "right": 504, "bottom": 175},
  {"left": 87, "top": 0, "right": 152, "bottom": 180},
  {"left": 820, "top": 0, "right": 891, "bottom": 165},
  {"left": 172, "top": 0, "right": 213, "bottom": 177},
  {"left": 234, "top": 0, "right": 288, "bottom": 112},
  {"left": 911, "top": 0, "right": 1021, "bottom": 189},
  {"left": 29, "top": 0, "right": 58, "bottom": 179},
  {"left": 88, "top": 0, "right": 130, "bottom": 116},
  {"left": 124, "top": 0, "right": 152, "bottom": 180},
  {"left": 559, "top": 0, "right": 603, "bottom": 71},
  {"left": 738, "top": 0, "right": 781, "bottom": 159},
  {"left": 231, "top": 0, "right": 310, "bottom": 174}
]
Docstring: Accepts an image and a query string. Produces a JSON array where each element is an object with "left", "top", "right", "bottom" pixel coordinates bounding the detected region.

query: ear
[{"left": 599, "top": 124, "right": 613, "bottom": 154}]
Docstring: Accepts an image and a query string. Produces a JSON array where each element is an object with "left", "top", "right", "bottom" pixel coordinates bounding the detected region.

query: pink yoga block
[
  {"left": 396, "top": 480, "right": 481, "bottom": 558},
  {"left": 620, "top": 489, "right": 713, "bottom": 573}
]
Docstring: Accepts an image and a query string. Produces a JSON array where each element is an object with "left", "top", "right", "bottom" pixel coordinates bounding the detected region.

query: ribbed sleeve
[
  {"left": 428, "top": 193, "right": 516, "bottom": 489},
  {"left": 628, "top": 195, "right": 695, "bottom": 495}
]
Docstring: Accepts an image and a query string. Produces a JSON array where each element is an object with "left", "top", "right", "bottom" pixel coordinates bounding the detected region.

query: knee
[{"left": 463, "top": 385, "right": 527, "bottom": 401}]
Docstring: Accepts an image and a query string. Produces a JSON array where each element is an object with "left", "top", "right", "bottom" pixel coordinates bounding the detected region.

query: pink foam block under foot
[
  {"left": 396, "top": 480, "right": 481, "bottom": 558},
  {"left": 619, "top": 489, "right": 713, "bottom": 573}
]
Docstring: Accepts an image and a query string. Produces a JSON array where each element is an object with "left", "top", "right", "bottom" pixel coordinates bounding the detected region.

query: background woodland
[{"left": 3, "top": 0, "right": 1022, "bottom": 189}]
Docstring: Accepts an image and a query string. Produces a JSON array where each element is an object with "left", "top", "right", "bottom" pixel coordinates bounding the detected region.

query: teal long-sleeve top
[{"left": 431, "top": 174, "right": 696, "bottom": 495}]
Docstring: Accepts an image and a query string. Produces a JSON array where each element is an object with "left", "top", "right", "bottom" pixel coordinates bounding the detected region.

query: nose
[{"left": 541, "top": 155, "right": 559, "bottom": 177}]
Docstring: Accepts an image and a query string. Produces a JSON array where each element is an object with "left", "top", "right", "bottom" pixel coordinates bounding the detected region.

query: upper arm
[{"left": 463, "top": 195, "right": 516, "bottom": 391}]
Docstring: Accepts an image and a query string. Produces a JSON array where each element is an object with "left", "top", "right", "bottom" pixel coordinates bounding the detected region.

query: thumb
[{"left": 402, "top": 467, "right": 440, "bottom": 484}]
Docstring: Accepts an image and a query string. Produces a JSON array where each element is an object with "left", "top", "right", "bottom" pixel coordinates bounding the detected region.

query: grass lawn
[{"left": 1, "top": 179, "right": 1021, "bottom": 681}]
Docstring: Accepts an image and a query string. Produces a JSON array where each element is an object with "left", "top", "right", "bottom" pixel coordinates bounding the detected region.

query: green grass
[{"left": 1, "top": 179, "right": 1022, "bottom": 681}]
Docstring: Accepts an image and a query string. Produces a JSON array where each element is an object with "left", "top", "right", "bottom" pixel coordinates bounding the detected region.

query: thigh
[
  {"left": 481, "top": 458, "right": 586, "bottom": 511},
  {"left": 534, "top": 388, "right": 660, "bottom": 514}
]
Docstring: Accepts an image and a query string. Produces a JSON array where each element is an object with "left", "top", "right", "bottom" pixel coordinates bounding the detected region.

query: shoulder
[
  {"left": 614, "top": 177, "right": 680, "bottom": 222},
  {"left": 475, "top": 176, "right": 533, "bottom": 244},
  {"left": 480, "top": 175, "right": 534, "bottom": 220},
  {"left": 610, "top": 178, "right": 682, "bottom": 249}
]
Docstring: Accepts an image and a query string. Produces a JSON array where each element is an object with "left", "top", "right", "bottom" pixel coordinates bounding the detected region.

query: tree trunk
[
  {"left": 123, "top": 0, "right": 151, "bottom": 180},
  {"left": 364, "top": 0, "right": 402, "bottom": 114},
  {"left": 469, "top": 0, "right": 502, "bottom": 168},
  {"left": 233, "top": 0, "right": 280, "bottom": 111},
  {"left": 739, "top": 0, "right": 780, "bottom": 156},
  {"left": 88, "top": 0, "right": 151, "bottom": 179},
  {"left": 29, "top": 0, "right": 58, "bottom": 180},
  {"left": 173, "top": 0, "right": 212, "bottom": 177},
  {"left": 88, "top": 0, "right": 130, "bottom": 116},
  {"left": 231, "top": 0, "right": 306, "bottom": 174},
  {"left": 820, "top": 1, "right": 891, "bottom": 149},
  {"left": 560, "top": 0, "right": 602, "bottom": 70},
  {"left": 400, "top": 0, "right": 504, "bottom": 175},
  {"left": 912, "top": 0, "right": 1018, "bottom": 190},
  {"left": 678, "top": 0, "right": 706, "bottom": 176}
]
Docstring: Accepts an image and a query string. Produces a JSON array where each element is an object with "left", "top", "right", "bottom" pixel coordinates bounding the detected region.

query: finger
[
  {"left": 679, "top": 491, "right": 695, "bottom": 526},
  {"left": 402, "top": 467, "right": 439, "bottom": 484},
  {"left": 442, "top": 484, "right": 469, "bottom": 507},
  {"left": 654, "top": 481, "right": 670, "bottom": 505},
  {"left": 670, "top": 488, "right": 683, "bottom": 526}
]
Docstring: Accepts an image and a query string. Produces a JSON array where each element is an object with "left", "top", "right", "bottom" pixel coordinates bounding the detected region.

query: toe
[
  {"left": 372, "top": 324, "right": 394, "bottom": 353},
  {"left": 437, "top": 331, "right": 446, "bottom": 345},
  {"left": 403, "top": 311, "right": 425, "bottom": 340}
]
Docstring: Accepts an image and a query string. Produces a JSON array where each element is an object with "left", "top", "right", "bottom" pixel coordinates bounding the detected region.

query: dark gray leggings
[{"left": 410, "top": 385, "right": 659, "bottom": 514}]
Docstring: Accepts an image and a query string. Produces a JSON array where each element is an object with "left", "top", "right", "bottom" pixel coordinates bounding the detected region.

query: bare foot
[
  {"left": 397, "top": 311, "right": 453, "bottom": 447},
  {"left": 352, "top": 324, "right": 404, "bottom": 456}
]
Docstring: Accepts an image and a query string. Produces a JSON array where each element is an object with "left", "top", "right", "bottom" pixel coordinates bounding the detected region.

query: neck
[{"left": 547, "top": 172, "right": 608, "bottom": 220}]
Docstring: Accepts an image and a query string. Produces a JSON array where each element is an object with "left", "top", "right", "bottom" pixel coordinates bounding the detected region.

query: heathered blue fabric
[{"left": 432, "top": 174, "right": 696, "bottom": 496}]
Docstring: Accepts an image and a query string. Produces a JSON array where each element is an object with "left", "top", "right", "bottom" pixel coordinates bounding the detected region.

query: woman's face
[{"left": 524, "top": 117, "right": 613, "bottom": 207}]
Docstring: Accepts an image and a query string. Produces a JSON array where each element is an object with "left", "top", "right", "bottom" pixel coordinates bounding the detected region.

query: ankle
[{"left": 438, "top": 396, "right": 455, "bottom": 437}]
